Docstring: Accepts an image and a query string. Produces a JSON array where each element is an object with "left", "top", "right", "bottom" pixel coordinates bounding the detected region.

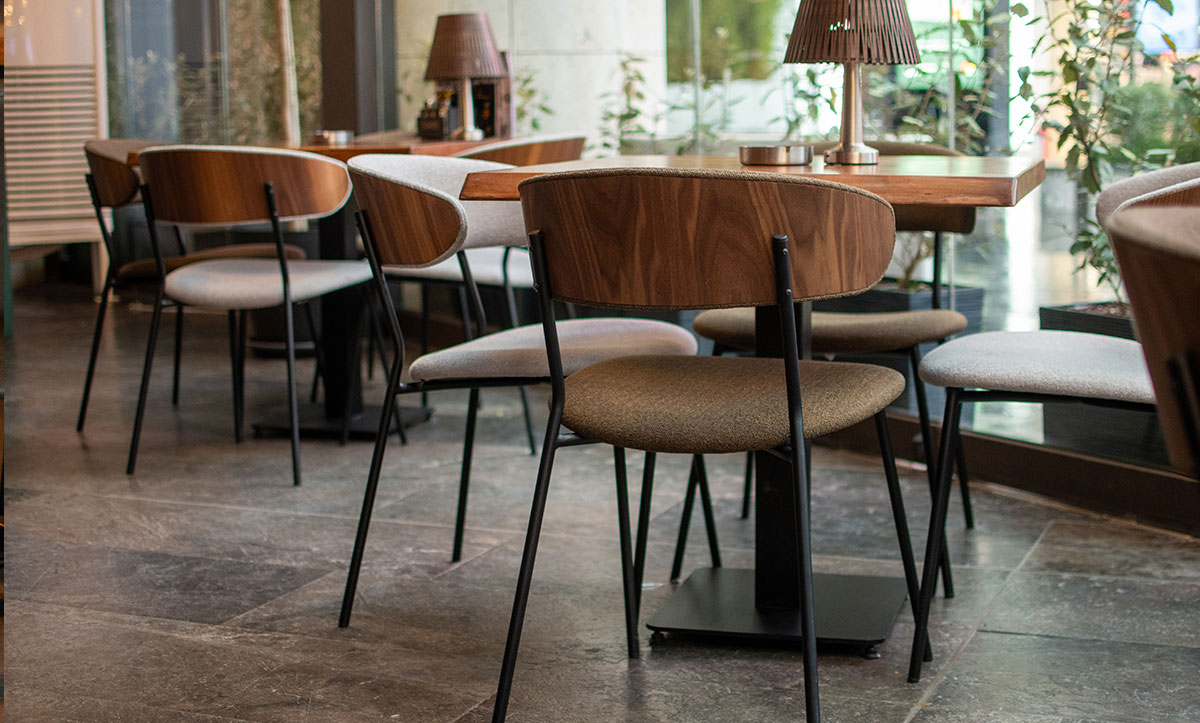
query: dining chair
[
  {"left": 128, "top": 145, "right": 371, "bottom": 486},
  {"left": 905, "top": 170, "right": 1200, "bottom": 684},
  {"left": 1108, "top": 199, "right": 1200, "bottom": 480},
  {"left": 492, "top": 168, "right": 927, "bottom": 723},
  {"left": 338, "top": 155, "right": 704, "bottom": 627},
  {"left": 77, "top": 139, "right": 306, "bottom": 433}
]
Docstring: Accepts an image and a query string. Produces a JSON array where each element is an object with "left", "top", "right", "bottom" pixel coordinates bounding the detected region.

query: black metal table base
[
  {"left": 646, "top": 568, "right": 908, "bottom": 649},
  {"left": 252, "top": 403, "right": 432, "bottom": 440}
]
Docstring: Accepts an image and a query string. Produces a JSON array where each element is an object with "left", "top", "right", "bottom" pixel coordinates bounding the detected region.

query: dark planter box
[
  {"left": 1039, "top": 303, "right": 1168, "bottom": 468},
  {"left": 814, "top": 280, "right": 986, "bottom": 419}
]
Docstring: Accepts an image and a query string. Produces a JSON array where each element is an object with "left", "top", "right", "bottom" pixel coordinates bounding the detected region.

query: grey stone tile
[
  {"left": 7, "top": 600, "right": 487, "bottom": 723},
  {"left": 7, "top": 539, "right": 329, "bottom": 624},
  {"left": 983, "top": 571, "right": 1200, "bottom": 648},
  {"left": 7, "top": 689, "right": 258, "bottom": 723},
  {"left": 926, "top": 632, "right": 1200, "bottom": 722},
  {"left": 1022, "top": 520, "right": 1200, "bottom": 582}
]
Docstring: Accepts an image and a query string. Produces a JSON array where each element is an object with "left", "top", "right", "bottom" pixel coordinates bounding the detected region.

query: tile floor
[{"left": 4, "top": 287, "right": 1199, "bottom": 722}]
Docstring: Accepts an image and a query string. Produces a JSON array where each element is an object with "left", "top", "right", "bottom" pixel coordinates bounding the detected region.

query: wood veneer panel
[
  {"left": 457, "top": 136, "right": 586, "bottom": 166},
  {"left": 348, "top": 167, "right": 462, "bottom": 267},
  {"left": 1109, "top": 202, "right": 1200, "bottom": 477},
  {"left": 461, "top": 155, "right": 1046, "bottom": 207},
  {"left": 138, "top": 147, "right": 351, "bottom": 225},
  {"left": 520, "top": 169, "right": 894, "bottom": 309},
  {"left": 83, "top": 139, "right": 162, "bottom": 207}
]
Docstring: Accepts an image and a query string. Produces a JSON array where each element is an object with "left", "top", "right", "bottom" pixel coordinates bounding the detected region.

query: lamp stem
[
  {"left": 456, "top": 77, "right": 484, "bottom": 141},
  {"left": 825, "top": 62, "right": 878, "bottom": 165}
]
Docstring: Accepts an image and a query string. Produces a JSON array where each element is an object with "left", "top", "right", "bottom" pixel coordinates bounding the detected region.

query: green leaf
[
  {"left": 1163, "top": 34, "right": 1177, "bottom": 53},
  {"left": 1012, "top": 3, "right": 1029, "bottom": 17},
  {"left": 1150, "top": 0, "right": 1173, "bottom": 13}
]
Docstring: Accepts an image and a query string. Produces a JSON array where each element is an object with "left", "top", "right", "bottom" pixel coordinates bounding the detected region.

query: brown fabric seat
[
  {"left": 115, "top": 242, "right": 307, "bottom": 282},
  {"left": 693, "top": 307, "right": 968, "bottom": 354},
  {"left": 561, "top": 355, "right": 905, "bottom": 454}
]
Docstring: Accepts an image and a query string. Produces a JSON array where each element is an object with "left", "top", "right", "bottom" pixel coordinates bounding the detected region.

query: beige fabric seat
[
  {"left": 391, "top": 245, "right": 532, "bottom": 287},
  {"left": 165, "top": 258, "right": 371, "bottom": 309},
  {"left": 563, "top": 355, "right": 904, "bottom": 454},
  {"left": 409, "top": 317, "right": 696, "bottom": 381},
  {"left": 116, "top": 242, "right": 307, "bottom": 282},
  {"left": 694, "top": 307, "right": 968, "bottom": 354},
  {"left": 919, "top": 330, "right": 1153, "bottom": 403}
]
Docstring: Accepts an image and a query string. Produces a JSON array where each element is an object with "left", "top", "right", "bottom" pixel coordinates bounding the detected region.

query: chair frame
[
  {"left": 491, "top": 169, "right": 929, "bottom": 723},
  {"left": 337, "top": 206, "right": 722, "bottom": 625}
]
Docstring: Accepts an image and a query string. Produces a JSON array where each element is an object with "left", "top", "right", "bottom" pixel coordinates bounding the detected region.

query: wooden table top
[{"left": 459, "top": 154, "right": 1047, "bottom": 207}]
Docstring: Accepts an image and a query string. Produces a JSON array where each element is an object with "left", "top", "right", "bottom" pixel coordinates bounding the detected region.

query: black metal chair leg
[
  {"left": 452, "top": 388, "right": 481, "bottom": 563},
  {"left": 228, "top": 311, "right": 244, "bottom": 443},
  {"left": 788, "top": 440, "right": 820, "bottom": 723},
  {"left": 420, "top": 283, "right": 430, "bottom": 408},
  {"left": 910, "top": 347, "right": 956, "bottom": 599},
  {"left": 694, "top": 455, "right": 722, "bottom": 569},
  {"left": 632, "top": 451, "right": 656, "bottom": 615},
  {"left": 171, "top": 303, "right": 184, "bottom": 406},
  {"left": 237, "top": 310, "right": 247, "bottom": 439},
  {"left": 956, "top": 441, "right": 974, "bottom": 529},
  {"left": 874, "top": 412, "right": 932, "bottom": 662},
  {"left": 740, "top": 452, "right": 754, "bottom": 519},
  {"left": 127, "top": 287, "right": 166, "bottom": 475},
  {"left": 282, "top": 300, "right": 302, "bottom": 486},
  {"left": 908, "top": 389, "right": 962, "bottom": 683},
  {"left": 339, "top": 342, "right": 405, "bottom": 628},
  {"left": 500, "top": 267, "right": 538, "bottom": 457},
  {"left": 613, "top": 447, "right": 640, "bottom": 659},
  {"left": 77, "top": 274, "right": 114, "bottom": 432},
  {"left": 492, "top": 407, "right": 564, "bottom": 723},
  {"left": 669, "top": 456, "right": 701, "bottom": 583},
  {"left": 306, "top": 302, "right": 324, "bottom": 404}
]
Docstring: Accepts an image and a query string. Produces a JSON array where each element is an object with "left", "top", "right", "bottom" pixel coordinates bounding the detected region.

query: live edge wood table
[{"left": 460, "top": 153, "right": 1047, "bottom": 652}]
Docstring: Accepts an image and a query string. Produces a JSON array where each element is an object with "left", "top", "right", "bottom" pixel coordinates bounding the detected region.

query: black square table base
[{"left": 646, "top": 567, "right": 908, "bottom": 649}]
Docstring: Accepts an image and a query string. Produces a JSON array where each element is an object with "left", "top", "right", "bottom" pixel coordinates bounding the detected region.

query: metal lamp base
[{"left": 824, "top": 144, "right": 879, "bottom": 166}]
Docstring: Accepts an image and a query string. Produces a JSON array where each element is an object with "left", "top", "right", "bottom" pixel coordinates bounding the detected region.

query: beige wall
[{"left": 394, "top": 1, "right": 666, "bottom": 145}]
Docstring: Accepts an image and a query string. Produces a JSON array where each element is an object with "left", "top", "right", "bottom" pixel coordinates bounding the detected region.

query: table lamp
[
  {"left": 785, "top": 0, "right": 920, "bottom": 165},
  {"left": 425, "top": 13, "right": 507, "bottom": 141}
]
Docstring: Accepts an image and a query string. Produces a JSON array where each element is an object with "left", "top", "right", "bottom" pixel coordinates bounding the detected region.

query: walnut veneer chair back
[
  {"left": 1107, "top": 184, "right": 1200, "bottom": 478},
  {"left": 454, "top": 133, "right": 586, "bottom": 166},
  {"left": 1096, "top": 162, "right": 1200, "bottom": 227},
  {"left": 137, "top": 146, "right": 351, "bottom": 225},
  {"left": 518, "top": 168, "right": 895, "bottom": 310},
  {"left": 83, "top": 139, "right": 162, "bottom": 208}
]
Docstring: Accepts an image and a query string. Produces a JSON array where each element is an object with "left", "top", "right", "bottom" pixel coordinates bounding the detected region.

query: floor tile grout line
[
  {"left": 449, "top": 696, "right": 494, "bottom": 723},
  {"left": 902, "top": 518, "right": 1056, "bottom": 722}
]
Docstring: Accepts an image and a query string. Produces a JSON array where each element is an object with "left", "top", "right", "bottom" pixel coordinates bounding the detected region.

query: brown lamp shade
[
  {"left": 785, "top": 0, "right": 920, "bottom": 65},
  {"left": 424, "top": 13, "right": 507, "bottom": 81}
]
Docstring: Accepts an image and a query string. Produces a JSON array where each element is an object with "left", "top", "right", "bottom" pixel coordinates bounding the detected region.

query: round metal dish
[{"left": 738, "top": 145, "right": 813, "bottom": 166}]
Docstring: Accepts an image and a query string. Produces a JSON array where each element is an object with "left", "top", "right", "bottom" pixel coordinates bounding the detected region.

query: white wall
[{"left": 394, "top": 0, "right": 666, "bottom": 145}]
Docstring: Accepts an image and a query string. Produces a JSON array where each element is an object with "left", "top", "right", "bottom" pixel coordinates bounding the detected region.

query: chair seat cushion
[
  {"left": 164, "top": 258, "right": 371, "bottom": 309},
  {"left": 561, "top": 355, "right": 905, "bottom": 454},
  {"left": 408, "top": 317, "right": 698, "bottom": 381},
  {"left": 693, "top": 308, "right": 968, "bottom": 354},
  {"left": 382, "top": 246, "right": 532, "bottom": 288},
  {"left": 918, "top": 330, "right": 1154, "bottom": 404},
  {"left": 116, "top": 243, "right": 307, "bottom": 282}
]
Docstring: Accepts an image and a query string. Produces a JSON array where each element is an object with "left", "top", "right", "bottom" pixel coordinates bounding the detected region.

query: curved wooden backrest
[
  {"left": 1108, "top": 204, "right": 1200, "bottom": 478},
  {"left": 520, "top": 168, "right": 895, "bottom": 310},
  {"left": 83, "top": 138, "right": 163, "bottom": 207},
  {"left": 1096, "top": 162, "right": 1200, "bottom": 227},
  {"left": 454, "top": 134, "right": 586, "bottom": 166},
  {"left": 347, "top": 157, "right": 466, "bottom": 268},
  {"left": 137, "top": 146, "right": 351, "bottom": 225},
  {"left": 811, "top": 139, "right": 974, "bottom": 234}
]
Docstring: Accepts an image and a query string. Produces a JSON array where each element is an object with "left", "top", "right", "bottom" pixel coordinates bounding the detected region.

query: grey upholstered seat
[
  {"left": 165, "top": 258, "right": 372, "bottom": 309},
  {"left": 693, "top": 307, "right": 968, "bottom": 354},
  {"left": 117, "top": 242, "right": 307, "bottom": 282},
  {"left": 562, "top": 355, "right": 905, "bottom": 454},
  {"left": 408, "top": 317, "right": 697, "bottom": 381},
  {"left": 919, "top": 330, "right": 1154, "bottom": 404},
  {"left": 389, "top": 245, "right": 533, "bottom": 287},
  {"left": 1096, "top": 162, "right": 1200, "bottom": 226}
]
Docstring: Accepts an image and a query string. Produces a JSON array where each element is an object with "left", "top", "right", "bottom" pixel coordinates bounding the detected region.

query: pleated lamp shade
[
  {"left": 424, "top": 13, "right": 507, "bottom": 81},
  {"left": 785, "top": 0, "right": 920, "bottom": 65}
]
